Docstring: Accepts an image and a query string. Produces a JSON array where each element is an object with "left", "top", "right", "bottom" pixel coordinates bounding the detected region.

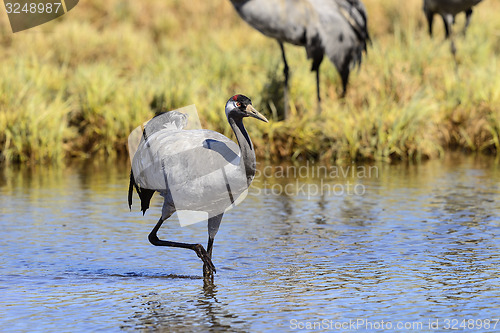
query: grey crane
[
  {"left": 229, "top": 0, "right": 370, "bottom": 117},
  {"left": 128, "top": 95, "right": 268, "bottom": 278},
  {"left": 423, "top": 0, "right": 484, "bottom": 57}
]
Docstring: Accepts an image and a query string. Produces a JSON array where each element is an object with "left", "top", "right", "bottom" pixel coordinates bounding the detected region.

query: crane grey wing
[
  {"left": 311, "top": 0, "right": 369, "bottom": 84},
  {"left": 131, "top": 129, "right": 246, "bottom": 215},
  {"left": 132, "top": 129, "right": 241, "bottom": 189},
  {"left": 230, "top": 0, "right": 317, "bottom": 46},
  {"left": 141, "top": 111, "right": 188, "bottom": 141},
  {"left": 128, "top": 111, "right": 189, "bottom": 165},
  {"left": 128, "top": 111, "right": 190, "bottom": 214},
  {"left": 336, "top": 0, "right": 370, "bottom": 46}
]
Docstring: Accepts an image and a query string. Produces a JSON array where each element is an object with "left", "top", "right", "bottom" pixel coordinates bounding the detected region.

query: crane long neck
[{"left": 228, "top": 116, "right": 256, "bottom": 185}]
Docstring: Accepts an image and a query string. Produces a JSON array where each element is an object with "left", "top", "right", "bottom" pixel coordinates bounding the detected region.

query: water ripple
[{"left": 1, "top": 157, "right": 500, "bottom": 332}]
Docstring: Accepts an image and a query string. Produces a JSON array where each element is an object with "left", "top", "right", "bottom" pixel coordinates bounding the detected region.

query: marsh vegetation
[{"left": 0, "top": 0, "right": 499, "bottom": 165}]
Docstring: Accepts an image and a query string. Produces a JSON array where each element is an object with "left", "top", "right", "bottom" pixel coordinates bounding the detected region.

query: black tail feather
[
  {"left": 140, "top": 188, "right": 155, "bottom": 216},
  {"left": 128, "top": 171, "right": 134, "bottom": 210},
  {"left": 129, "top": 170, "right": 156, "bottom": 215}
]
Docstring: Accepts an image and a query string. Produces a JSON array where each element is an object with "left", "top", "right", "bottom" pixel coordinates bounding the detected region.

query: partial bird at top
[
  {"left": 423, "top": 0, "right": 484, "bottom": 58},
  {"left": 229, "top": 0, "right": 370, "bottom": 117}
]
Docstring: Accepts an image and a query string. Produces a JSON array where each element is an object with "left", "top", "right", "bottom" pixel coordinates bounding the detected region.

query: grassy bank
[{"left": 0, "top": 0, "right": 499, "bottom": 165}]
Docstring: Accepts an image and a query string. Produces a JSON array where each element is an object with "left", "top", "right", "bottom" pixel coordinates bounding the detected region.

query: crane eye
[{"left": 236, "top": 102, "right": 242, "bottom": 107}]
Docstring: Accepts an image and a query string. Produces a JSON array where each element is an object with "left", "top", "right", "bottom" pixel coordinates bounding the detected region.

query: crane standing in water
[
  {"left": 229, "top": 0, "right": 370, "bottom": 117},
  {"left": 129, "top": 95, "right": 268, "bottom": 278}
]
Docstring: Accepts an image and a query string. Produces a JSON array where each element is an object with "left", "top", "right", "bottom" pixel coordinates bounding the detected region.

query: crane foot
[{"left": 193, "top": 244, "right": 217, "bottom": 275}]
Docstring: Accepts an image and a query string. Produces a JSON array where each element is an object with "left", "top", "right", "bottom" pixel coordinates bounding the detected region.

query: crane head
[{"left": 225, "top": 94, "right": 268, "bottom": 123}]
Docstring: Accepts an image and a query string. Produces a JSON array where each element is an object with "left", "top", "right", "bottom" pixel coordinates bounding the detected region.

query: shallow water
[{"left": 1, "top": 155, "right": 500, "bottom": 332}]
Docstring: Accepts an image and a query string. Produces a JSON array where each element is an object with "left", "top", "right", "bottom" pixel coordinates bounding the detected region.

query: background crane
[
  {"left": 423, "top": 0, "right": 484, "bottom": 58},
  {"left": 229, "top": 0, "right": 370, "bottom": 118}
]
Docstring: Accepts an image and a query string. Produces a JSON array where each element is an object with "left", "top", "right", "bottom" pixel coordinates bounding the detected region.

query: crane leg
[
  {"left": 463, "top": 9, "right": 473, "bottom": 35},
  {"left": 426, "top": 12, "right": 434, "bottom": 36},
  {"left": 203, "top": 236, "right": 215, "bottom": 278},
  {"left": 148, "top": 216, "right": 217, "bottom": 275},
  {"left": 207, "top": 236, "right": 214, "bottom": 259},
  {"left": 310, "top": 53, "right": 323, "bottom": 113},
  {"left": 441, "top": 15, "right": 451, "bottom": 38},
  {"left": 450, "top": 38, "right": 457, "bottom": 59},
  {"left": 315, "top": 69, "right": 322, "bottom": 114},
  {"left": 440, "top": 14, "right": 459, "bottom": 72},
  {"left": 451, "top": 37, "right": 459, "bottom": 75},
  {"left": 279, "top": 41, "right": 290, "bottom": 120},
  {"left": 339, "top": 67, "right": 348, "bottom": 99},
  {"left": 203, "top": 213, "right": 222, "bottom": 278},
  {"left": 447, "top": 18, "right": 459, "bottom": 72}
]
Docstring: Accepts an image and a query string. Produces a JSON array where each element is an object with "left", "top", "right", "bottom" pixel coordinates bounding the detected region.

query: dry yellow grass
[{"left": 0, "top": 0, "right": 499, "bottom": 165}]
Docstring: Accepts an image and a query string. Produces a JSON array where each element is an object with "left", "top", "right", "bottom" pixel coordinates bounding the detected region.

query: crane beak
[{"left": 246, "top": 104, "right": 269, "bottom": 123}]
